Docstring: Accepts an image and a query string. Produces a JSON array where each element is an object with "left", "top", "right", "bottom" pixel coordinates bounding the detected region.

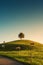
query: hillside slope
[
  {"left": 0, "top": 40, "right": 43, "bottom": 65},
  {"left": 1, "top": 40, "right": 43, "bottom": 51}
]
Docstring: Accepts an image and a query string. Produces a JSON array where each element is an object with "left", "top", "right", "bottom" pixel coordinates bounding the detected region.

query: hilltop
[{"left": 2, "top": 40, "right": 43, "bottom": 50}]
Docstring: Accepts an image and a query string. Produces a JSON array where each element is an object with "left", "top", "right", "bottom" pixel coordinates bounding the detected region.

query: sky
[{"left": 0, "top": 0, "right": 43, "bottom": 43}]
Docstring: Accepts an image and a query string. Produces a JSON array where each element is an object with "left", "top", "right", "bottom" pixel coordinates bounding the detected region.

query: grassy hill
[{"left": 0, "top": 40, "right": 43, "bottom": 65}]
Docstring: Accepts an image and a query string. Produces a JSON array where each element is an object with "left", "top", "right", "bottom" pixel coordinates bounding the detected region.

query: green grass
[{"left": 0, "top": 40, "right": 43, "bottom": 65}]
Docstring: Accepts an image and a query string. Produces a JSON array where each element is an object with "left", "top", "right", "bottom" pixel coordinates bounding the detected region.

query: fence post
[{"left": 30, "top": 42, "right": 34, "bottom": 64}]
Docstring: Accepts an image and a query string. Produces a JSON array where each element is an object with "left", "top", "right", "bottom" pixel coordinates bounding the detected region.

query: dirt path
[{"left": 0, "top": 56, "right": 24, "bottom": 65}]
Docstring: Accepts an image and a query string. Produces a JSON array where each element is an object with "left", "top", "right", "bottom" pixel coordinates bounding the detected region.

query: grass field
[{"left": 0, "top": 40, "right": 43, "bottom": 65}]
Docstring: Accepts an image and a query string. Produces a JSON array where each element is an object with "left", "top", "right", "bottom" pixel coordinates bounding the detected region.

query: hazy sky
[{"left": 0, "top": 0, "right": 43, "bottom": 43}]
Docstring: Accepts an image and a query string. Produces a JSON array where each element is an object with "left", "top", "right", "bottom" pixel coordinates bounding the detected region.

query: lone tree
[{"left": 18, "top": 32, "right": 24, "bottom": 40}]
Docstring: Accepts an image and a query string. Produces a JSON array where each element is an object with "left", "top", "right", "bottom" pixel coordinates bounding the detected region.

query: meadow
[{"left": 0, "top": 40, "right": 43, "bottom": 65}]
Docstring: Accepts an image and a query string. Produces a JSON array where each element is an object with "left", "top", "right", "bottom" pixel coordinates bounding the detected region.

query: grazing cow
[
  {"left": 30, "top": 42, "right": 34, "bottom": 46},
  {"left": 2, "top": 45, "right": 5, "bottom": 48},
  {"left": 16, "top": 46, "right": 21, "bottom": 50}
]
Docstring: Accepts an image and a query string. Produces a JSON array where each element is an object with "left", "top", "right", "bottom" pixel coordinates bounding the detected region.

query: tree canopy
[{"left": 18, "top": 32, "right": 24, "bottom": 39}]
